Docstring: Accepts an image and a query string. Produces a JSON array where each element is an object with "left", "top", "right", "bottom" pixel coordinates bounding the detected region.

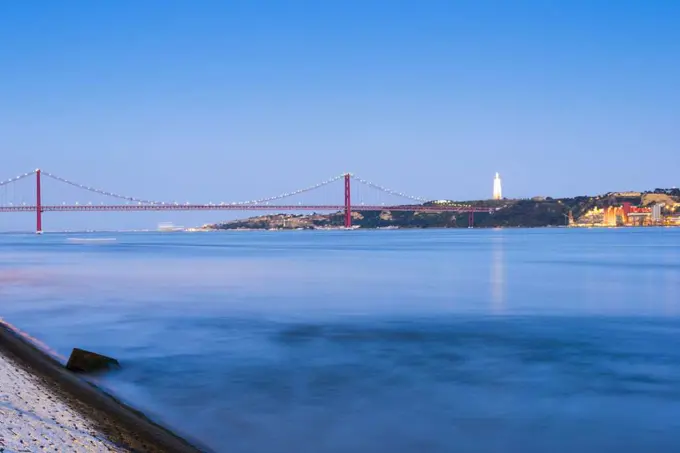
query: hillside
[{"left": 205, "top": 189, "right": 680, "bottom": 230}]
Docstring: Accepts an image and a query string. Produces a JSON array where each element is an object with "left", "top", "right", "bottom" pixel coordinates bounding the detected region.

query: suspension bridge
[{"left": 0, "top": 169, "right": 493, "bottom": 233}]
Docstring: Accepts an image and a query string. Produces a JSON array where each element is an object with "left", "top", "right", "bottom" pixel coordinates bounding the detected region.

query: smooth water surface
[{"left": 1, "top": 229, "right": 680, "bottom": 452}]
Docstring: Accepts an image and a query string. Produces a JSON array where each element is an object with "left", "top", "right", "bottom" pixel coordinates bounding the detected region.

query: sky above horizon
[{"left": 1, "top": 1, "right": 679, "bottom": 230}]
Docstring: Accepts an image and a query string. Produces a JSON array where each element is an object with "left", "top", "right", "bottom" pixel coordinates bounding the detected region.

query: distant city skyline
[{"left": 1, "top": 1, "right": 679, "bottom": 230}]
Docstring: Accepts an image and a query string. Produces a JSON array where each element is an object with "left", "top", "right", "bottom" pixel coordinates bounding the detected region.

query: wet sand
[{"left": 0, "top": 321, "right": 210, "bottom": 453}]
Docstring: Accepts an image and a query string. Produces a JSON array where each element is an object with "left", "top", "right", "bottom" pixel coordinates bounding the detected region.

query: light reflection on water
[
  {"left": 1, "top": 229, "right": 680, "bottom": 452},
  {"left": 490, "top": 234, "right": 505, "bottom": 314}
]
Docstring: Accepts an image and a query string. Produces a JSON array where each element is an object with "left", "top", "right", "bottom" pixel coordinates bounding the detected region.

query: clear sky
[{"left": 1, "top": 1, "right": 679, "bottom": 230}]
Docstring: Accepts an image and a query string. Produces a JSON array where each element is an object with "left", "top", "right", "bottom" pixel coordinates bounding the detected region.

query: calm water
[{"left": 1, "top": 229, "right": 680, "bottom": 452}]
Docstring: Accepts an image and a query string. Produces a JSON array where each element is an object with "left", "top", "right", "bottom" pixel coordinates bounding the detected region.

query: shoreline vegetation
[
  {"left": 0, "top": 320, "right": 210, "bottom": 453},
  {"left": 199, "top": 188, "right": 680, "bottom": 231}
]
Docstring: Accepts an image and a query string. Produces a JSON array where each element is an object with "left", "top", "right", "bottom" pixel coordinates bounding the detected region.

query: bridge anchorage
[{"left": 0, "top": 169, "right": 493, "bottom": 233}]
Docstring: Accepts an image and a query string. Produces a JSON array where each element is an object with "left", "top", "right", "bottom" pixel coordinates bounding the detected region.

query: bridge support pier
[
  {"left": 344, "top": 173, "right": 351, "bottom": 228},
  {"left": 468, "top": 211, "right": 474, "bottom": 228},
  {"left": 36, "top": 169, "right": 42, "bottom": 234}
]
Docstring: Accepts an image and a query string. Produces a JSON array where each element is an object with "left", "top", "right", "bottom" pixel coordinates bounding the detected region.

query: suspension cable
[
  {"left": 234, "top": 174, "right": 346, "bottom": 205},
  {"left": 42, "top": 172, "right": 160, "bottom": 204},
  {"left": 350, "top": 174, "right": 427, "bottom": 202},
  {"left": 0, "top": 171, "right": 36, "bottom": 187},
  {"left": 3, "top": 170, "right": 427, "bottom": 206}
]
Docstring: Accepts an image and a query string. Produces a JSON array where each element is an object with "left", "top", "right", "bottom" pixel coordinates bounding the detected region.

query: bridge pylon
[
  {"left": 344, "top": 173, "right": 351, "bottom": 228},
  {"left": 36, "top": 169, "right": 42, "bottom": 234}
]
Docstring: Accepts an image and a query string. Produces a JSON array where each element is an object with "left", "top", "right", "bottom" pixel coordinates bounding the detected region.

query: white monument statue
[{"left": 493, "top": 172, "right": 502, "bottom": 200}]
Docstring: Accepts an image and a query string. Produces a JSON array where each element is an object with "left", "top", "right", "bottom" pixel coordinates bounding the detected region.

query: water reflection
[
  {"left": 663, "top": 266, "right": 679, "bottom": 316},
  {"left": 490, "top": 233, "right": 505, "bottom": 314}
]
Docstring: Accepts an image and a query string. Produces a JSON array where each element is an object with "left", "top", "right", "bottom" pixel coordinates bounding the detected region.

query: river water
[{"left": 1, "top": 229, "right": 680, "bottom": 452}]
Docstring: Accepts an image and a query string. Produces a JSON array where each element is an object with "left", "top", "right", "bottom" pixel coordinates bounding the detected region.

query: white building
[{"left": 493, "top": 172, "right": 502, "bottom": 200}]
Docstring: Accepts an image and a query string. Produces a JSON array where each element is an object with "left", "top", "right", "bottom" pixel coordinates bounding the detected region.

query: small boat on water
[{"left": 158, "top": 222, "right": 184, "bottom": 232}]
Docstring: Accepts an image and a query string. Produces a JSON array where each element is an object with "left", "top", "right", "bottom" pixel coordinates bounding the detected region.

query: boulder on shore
[{"left": 66, "top": 348, "right": 120, "bottom": 373}]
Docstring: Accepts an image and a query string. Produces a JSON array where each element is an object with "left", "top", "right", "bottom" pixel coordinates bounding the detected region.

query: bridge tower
[
  {"left": 344, "top": 173, "right": 351, "bottom": 228},
  {"left": 36, "top": 169, "right": 42, "bottom": 234}
]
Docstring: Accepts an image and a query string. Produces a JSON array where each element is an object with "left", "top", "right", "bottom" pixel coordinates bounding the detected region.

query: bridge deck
[{"left": 0, "top": 205, "right": 493, "bottom": 213}]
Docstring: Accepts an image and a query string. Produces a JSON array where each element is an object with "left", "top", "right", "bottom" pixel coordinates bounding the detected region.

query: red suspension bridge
[{"left": 0, "top": 169, "right": 493, "bottom": 233}]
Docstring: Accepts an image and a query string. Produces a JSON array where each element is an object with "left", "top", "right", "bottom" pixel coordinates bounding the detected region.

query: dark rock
[{"left": 66, "top": 348, "right": 120, "bottom": 373}]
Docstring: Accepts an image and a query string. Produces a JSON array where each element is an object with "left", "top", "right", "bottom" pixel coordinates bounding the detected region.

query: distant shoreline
[{"left": 1, "top": 224, "right": 680, "bottom": 234}]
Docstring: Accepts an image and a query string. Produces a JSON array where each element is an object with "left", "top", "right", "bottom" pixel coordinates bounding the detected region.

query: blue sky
[{"left": 1, "top": 1, "right": 679, "bottom": 230}]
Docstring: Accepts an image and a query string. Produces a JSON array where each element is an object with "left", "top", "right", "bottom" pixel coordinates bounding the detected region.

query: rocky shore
[{"left": 0, "top": 320, "right": 209, "bottom": 453}]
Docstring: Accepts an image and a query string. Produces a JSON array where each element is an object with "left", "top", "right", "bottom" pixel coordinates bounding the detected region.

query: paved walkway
[{"left": 0, "top": 351, "right": 126, "bottom": 452}]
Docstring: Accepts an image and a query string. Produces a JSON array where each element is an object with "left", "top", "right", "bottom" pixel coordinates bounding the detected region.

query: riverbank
[
  {"left": 0, "top": 320, "right": 209, "bottom": 453},
  {"left": 0, "top": 351, "right": 127, "bottom": 451}
]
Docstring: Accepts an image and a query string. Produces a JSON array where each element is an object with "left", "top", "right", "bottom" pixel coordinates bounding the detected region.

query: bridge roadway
[{"left": 0, "top": 205, "right": 493, "bottom": 213}]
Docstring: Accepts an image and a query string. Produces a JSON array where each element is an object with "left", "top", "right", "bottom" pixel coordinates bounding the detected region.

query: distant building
[
  {"left": 651, "top": 203, "right": 663, "bottom": 222},
  {"left": 493, "top": 173, "right": 502, "bottom": 200}
]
